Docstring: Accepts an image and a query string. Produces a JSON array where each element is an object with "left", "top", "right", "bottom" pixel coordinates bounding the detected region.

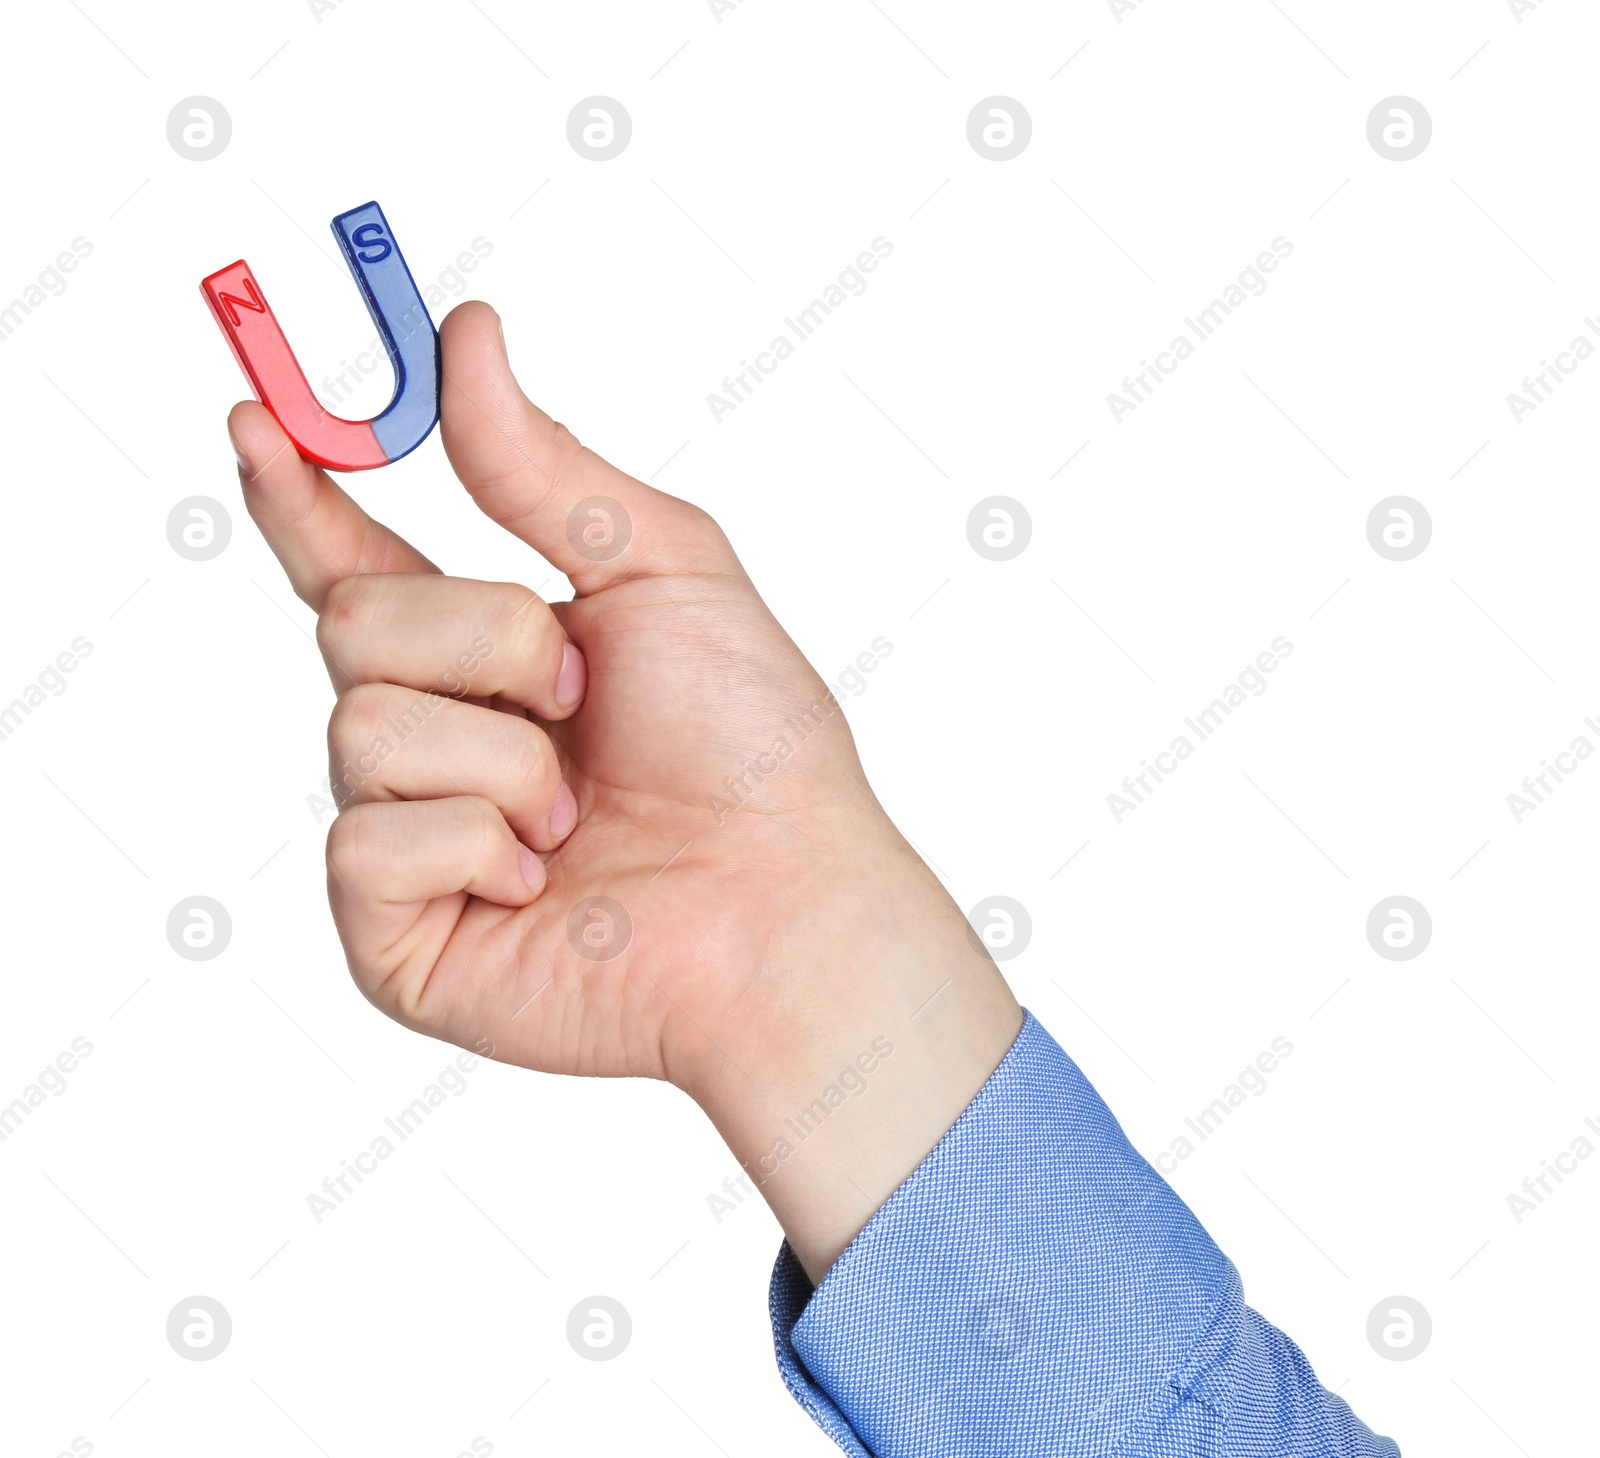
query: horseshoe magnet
[{"left": 200, "top": 200, "right": 440, "bottom": 471}]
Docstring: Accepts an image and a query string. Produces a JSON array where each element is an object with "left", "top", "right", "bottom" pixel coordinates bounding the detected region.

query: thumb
[{"left": 439, "top": 301, "right": 738, "bottom": 594}]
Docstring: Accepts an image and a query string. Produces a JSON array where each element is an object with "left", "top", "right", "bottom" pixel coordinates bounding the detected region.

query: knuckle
[
  {"left": 492, "top": 577, "right": 541, "bottom": 615},
  {"left": 462, "top": 796, "right": 505, "bottom": 861},
  {"left": 325, "top": 805, "right": 379, "bottom": 888},
  {"left": 327, "top": 684, "right": 400, "bottom": 804},
  {"left": 317, "top": 574, "right": 371, "bottom": 655},
  {"left": 500, "top": 594, "right": 556, "bottom": 676},
  {"left": 669, "top": 499, "right": 734, "bottom": 566},
  {"left": 328, "top": 682, "right": 392, "bottom": 757},
  {"left": 548, "top": 419, "right": 586, "bottom": 465},
  {"left": 544, "top": 424, "right": 603, "bottom": 505},
  {"left": 504, "top": 721, "right": 554, "bottom": 794},
  {"left": 680, "top": 500, "right": 720, "bottom": 537}
]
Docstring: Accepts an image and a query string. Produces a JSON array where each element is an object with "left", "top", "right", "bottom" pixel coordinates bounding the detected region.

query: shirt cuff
[{"left": 768, "top": 1008, "right": 1400, "bottom": 1458}]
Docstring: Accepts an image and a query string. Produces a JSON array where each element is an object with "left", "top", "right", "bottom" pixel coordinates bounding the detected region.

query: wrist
[{"left": 687, "top": 838, "right": 1023, "bottom": 1285}]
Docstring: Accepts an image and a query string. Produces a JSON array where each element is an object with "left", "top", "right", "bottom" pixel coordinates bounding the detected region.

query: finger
[
  {"left": 326, "top": 796, "right": 543, "bottom": 1006},
  {"left": 317, "top": 573, "right": 586, "bottom": 719},
  {"left": 329, "top": 683, "right": 578, "bottom": 851},
  {"left": 439, "top": 300, "right": 743, "bottom": 593},
  {"left": 229, "top": 400, "right": 440, "bottom": 611}
]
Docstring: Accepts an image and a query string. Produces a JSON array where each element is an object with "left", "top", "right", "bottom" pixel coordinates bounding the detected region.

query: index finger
[{"left": 229, "top": 400, "right": 440, "bottom": 611}]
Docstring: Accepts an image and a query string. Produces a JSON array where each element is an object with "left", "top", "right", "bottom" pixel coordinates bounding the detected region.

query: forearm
[{"left": 687, "top": 840, "right": 1022, "bottom": 1285}]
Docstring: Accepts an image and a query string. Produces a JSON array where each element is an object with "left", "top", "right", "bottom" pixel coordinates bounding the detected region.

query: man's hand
[{"left": 232, "top": 301, "right": 1022, "bottom": 1281}]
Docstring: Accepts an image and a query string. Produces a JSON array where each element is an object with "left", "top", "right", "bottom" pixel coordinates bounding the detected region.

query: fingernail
[
  {"left": 227, "top": 420, "right": 248, "bottom": 472},
  {"left": 518, "top": 841, "right": 546, "bottom": 893},
  {"left": 556, "top": 641, "right": 587, "bottom": 709},
  {"left": 549, "top": 780, "right": 578, "bottom": 840},
  {"left": 493, "top": 308, "right": 506, "bottom": 351}
]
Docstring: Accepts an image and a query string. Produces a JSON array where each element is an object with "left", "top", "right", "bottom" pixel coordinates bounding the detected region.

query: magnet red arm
[{"left": 200, "top": 261, "right": 387, "bottom": 472}]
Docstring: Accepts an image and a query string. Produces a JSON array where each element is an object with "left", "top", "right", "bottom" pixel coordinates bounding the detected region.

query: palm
[{"left": 411, "top": 568, "right": 869, "bottom": 1085}]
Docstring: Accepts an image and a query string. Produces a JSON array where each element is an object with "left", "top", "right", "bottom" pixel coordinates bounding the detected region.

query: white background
[{"left": 0, "top": 0, "right": 1592, "bottom": 1454}]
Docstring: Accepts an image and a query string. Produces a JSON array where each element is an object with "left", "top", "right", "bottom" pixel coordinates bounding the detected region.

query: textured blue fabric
[{"left": 769, "top": 1009, "right": 1400, "bottom": 1457}]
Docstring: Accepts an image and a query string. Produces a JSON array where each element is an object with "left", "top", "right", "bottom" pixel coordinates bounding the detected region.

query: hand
[{"left": 232, "top": 302, "right": 1022, "bottom": 1281}]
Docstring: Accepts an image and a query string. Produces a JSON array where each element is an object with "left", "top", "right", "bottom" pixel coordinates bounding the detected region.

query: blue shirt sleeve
[{"left": 768, "top": 1009, "right": 1400, "bottom": 1457}]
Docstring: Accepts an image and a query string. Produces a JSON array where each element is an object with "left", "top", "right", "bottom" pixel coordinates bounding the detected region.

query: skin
[{"left": 232, "top": 301, "right": 1022, "bottom": 1284}]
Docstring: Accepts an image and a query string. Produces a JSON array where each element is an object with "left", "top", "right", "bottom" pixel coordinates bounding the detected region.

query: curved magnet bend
[{"left": 200, "top": 201, "right": 441, "bottom": 472}]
